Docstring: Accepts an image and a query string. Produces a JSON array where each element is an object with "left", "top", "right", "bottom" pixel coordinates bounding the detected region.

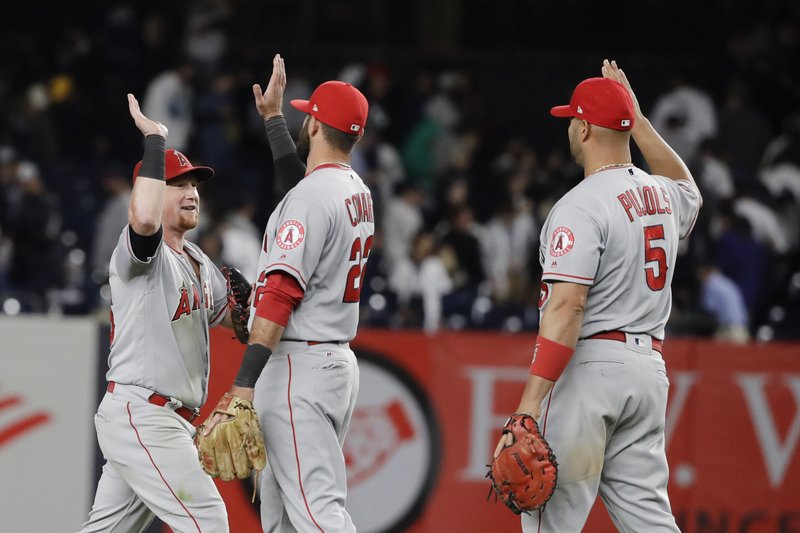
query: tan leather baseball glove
[{"left": 195, "top": 393, "right": 267, "bottom": 481}]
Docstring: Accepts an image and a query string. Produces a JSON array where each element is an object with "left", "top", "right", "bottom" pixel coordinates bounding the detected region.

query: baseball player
[
  {"left": 79, "top": 95, "right": 238, "bottom": 532},
  {"left": 201, "top": 54, "right": 373, "bottom": 533},
  {"left": 495, "top": 60, "right": 702, "bottom": 532}
]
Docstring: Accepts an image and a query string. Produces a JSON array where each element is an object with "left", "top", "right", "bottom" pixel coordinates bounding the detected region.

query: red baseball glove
[{"left": 487, "top": 414, "right": 558, "bottom": 514}]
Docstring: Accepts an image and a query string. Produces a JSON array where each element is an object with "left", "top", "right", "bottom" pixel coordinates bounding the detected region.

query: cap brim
[
  {"left": 290, "top": 99, "right": 312, "bottom": 113},
  {"left": 550, "top": 105, "right": 574, "bottom": 118},
  {"left": 170, "top": 166, "right": 215, "bottom": 183}
]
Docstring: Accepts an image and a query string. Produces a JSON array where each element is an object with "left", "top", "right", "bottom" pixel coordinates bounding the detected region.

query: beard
[
  {"left": 177, "top": 208, "right": 199, "bottom": 231},
  {"left": 568, "top": 131, "right": 583, "bottom": 166},
  {"left": 296, "top": 120, "right": 310, "bottom": 162}
]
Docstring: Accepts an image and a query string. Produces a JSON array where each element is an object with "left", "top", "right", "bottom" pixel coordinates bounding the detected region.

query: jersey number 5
[
  {"left": 643, "top": 224, "right": 667, "bottom": 291},
  {"left": 343, "top": 236, "right": 373, "bottom": 303}
]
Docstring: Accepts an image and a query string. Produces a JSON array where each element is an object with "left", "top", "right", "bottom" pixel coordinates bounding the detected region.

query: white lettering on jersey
[{"left": 617, "top": 185, "right": 673, "bottom": 222}]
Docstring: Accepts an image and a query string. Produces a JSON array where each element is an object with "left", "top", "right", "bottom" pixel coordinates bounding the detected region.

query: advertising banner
[
  {"left": 203, "top": 330, "right": 800, "bottom": 533},
  {"left": 0, "top": 316, "right": 98, "bottom": 533}
]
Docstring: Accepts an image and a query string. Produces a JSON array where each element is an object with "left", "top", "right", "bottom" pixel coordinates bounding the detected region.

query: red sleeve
[{"left": 255, "top": 271, "right": 305, "bottom": 327}]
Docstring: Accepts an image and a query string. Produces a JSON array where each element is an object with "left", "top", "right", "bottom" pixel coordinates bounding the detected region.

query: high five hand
[
  {"left": 253, "top": 53, "right": 287, "bottom": 119},
  {"left": 127, "top": 94, "right": 168, "bottom": 137}
]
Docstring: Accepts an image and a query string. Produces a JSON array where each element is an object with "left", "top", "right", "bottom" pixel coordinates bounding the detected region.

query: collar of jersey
[{"left": 305, "top": 161, "right": 352, "bottom": 176}]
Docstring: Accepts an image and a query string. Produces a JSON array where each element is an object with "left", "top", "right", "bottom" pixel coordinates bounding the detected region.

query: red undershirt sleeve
[{"left": 254, "top": 271, "right": 305, "bottom": 327}]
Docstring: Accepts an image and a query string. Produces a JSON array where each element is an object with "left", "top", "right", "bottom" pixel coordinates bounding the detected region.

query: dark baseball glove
[
  {"left": 487, "top": 414, "right": 558, "bottom": 514},
  {"left": 195, "top": 393, "right": 267, "bottom": 481},
  {"left": 221, "top": 266, "right": 251, "bottom": 344}
]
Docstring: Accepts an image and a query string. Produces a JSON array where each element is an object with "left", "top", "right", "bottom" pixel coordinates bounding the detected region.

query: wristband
[
  {"left": 234, "top": 343, "right": 272, "bottom": 388},
  {"left": 139, "top": 134, "right": 166, "bottom": 181},
  {"left": 264, "top": 116, "right": 297, "bottom": 160},
  {"left": 529, "top": 337, "right": 574, "bottom": 381}
]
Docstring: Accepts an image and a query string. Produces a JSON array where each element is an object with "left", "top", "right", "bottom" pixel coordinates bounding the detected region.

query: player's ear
[
  {"left": 580, "top": 120, "right": 591, "bottom": 142},
  {"left": 309, "top": 116, "right": 321, "bottom": 137}
]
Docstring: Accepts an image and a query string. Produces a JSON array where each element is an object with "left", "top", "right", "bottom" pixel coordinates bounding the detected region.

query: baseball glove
[
  {"left": 195, "top": 393, "right": 267, "bottom": 481},
  {"left": 487, "top": 414, "right": 558, "bottom": 514},
  {"left": 221, "top": 266, "right": 251, "bottom": 344}
]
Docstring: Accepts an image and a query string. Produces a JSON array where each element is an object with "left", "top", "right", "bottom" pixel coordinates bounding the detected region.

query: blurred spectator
[
  {"left": 350, "top": 125, "right": 405, "bottom": 216},
  {"left": 481, "top": 197, "right": 537, "bottom": 303},
  {"left": 402, "top": 72, "right": 462, "bottom": 195},
  {"left": 91, "top": 167, "right": 131, "bottom": 282},
  {"left": 194, "top": 73, "right": 239, "bottom": 175},
  {"left": 8, "top": 161, "right": 62, "bottom": 301},
  {"left": 184, "top": 0, "right": 231, "bottom": 77},
  {"left": 383, "top": 181, "right": 425, "bottom": 266},
  {"left": 219, "top": 200, "right": 261, "bottom": 280},
  {"left": 733, "top": 187, "right": 789, "bottom": 254},
  {"left": 698, "top": 139, "right": 736, "bottom": 204},
  {"left": 142, "top": 64, "right": 194, "bottom": 151},
  {"left": 762, "top": 114, "right": 800, "bottom": 169},
  {"left": 389, "top": 231, "right": 453, "bottom": 332},
  {"left": 440, "top": 205, "right": 486, "bottom": 294},
  {"left": 760, "top": 163, "right": 800, "bottom": 202},
  {"left": 715, "top": 214, "right": 769, "bottom": 316},
  {"left": 717, "top": 81, "right": 772, "bottom": 184},
  {"left": 651, "top": 72, "right": 717, "bottom": 165},
  {"left": 698, "top": 265, "right": 750, "bottom": 344},
  {"left": 10, "top": 83, "right": 59, "bottom": 161}
]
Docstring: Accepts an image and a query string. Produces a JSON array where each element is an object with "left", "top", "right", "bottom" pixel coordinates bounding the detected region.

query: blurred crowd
[{"left": 1, "top": 1, "right": 799, "bottom": 341}]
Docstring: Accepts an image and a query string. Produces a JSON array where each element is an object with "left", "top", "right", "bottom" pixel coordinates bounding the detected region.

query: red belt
[
  {"left": 107, "top": 382, "right": 200, "bottom": 423},
  {"left": 283, "top": 339, "right": 349, "bottom": 346},
  {"left": 584, "top": 331, "right": 663, "bottom": 354}
]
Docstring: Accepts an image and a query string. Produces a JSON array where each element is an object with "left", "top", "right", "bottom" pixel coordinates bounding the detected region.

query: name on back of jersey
[
  {"left": 345, "top": 192, "right": 374, "bottom": 227},
  {"left": 617, "top": 185, "right": 672, "bottom": 222}
]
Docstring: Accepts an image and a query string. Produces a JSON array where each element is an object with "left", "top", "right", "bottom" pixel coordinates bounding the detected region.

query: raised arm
[
  {"left": 127, "top": 93, "right": 169, "bottom": 236},
  {"left": 253, "top": 53, "right": 306, "bottom": 195},
  {"left": 601, "top": 60, "right": 700, "bottom": 193}
]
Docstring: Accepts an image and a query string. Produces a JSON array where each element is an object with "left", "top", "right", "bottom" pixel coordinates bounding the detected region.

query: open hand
[
  {"left": 601, "top": 59, "right": 643, "bottom": 119},
  {"left": 253, "top": 53, "right": 287, "bottom": 119},
  {"left": 127, "top": 94, "right": 168, "bottom": 137}
]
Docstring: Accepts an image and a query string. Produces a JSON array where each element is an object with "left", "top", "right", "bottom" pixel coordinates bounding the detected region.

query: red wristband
[{"left": 529, "top": 337, "right": 574, "bottom": 381}]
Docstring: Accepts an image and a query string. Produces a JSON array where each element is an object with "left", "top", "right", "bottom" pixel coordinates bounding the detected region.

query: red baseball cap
[
  {"left": 132, "top": 149, "right": 214, "bottom": 182},
  {"left": 291, "top": 81, "right": 369, "bottom": 135},
  {"left": 550, "top": 77, "right": 635, "bottom": 131}
]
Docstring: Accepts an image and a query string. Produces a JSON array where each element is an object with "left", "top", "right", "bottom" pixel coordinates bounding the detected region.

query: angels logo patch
[
  {"left": 276, "top": 219, "right": 305, "bottom": 250},
  {"left": 550, "top": 226, "right": 574, "bottom": 257}
]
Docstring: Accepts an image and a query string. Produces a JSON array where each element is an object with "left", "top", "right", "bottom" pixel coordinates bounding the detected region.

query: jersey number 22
[{"left": 343, "top": 236, "right": 373, "bottom": 303}]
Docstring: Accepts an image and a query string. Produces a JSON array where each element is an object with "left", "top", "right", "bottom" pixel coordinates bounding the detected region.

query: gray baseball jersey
[
  {"left": 106, "top": 226, "right": 228, "bottom": 408},
  {"left": 538, "top": 165, "right": 701, "bottom": 339},
  {"left": 249, "top": 162, "right": 375, "bottom": 340}
]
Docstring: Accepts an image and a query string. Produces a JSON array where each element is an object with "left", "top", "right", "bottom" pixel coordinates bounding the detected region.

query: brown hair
[{"left": 320, "top": 122, "right": 361, "bottom": 153}]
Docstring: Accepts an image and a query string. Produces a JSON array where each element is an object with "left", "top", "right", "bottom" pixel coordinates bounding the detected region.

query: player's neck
[
  {"left": 163, "top": 229, "right": 186, "bottom": 254},
  {"left": 582, "top": 147, "right": 632, "bottom": 178},
  {"left": 306, "top": 145, "right": 350, "bottom": 174}
]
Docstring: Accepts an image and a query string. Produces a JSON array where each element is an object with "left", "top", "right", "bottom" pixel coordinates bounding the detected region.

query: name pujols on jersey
[{"left": 617, "top": 184, "right": 672, "bottom": 222}]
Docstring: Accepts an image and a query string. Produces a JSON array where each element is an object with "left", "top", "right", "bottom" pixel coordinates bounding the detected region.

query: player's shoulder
[
  {"left": 289, "top": 167, "right": 367, "bottom": 201},
  {"left": 556, "top": 177, "right": 607, "bottom": 212}
]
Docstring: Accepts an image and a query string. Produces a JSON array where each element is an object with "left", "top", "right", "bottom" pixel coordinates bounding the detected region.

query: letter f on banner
[
  {"left": 735, "top": 373, "right": 800, "bottom": 488},
  {"left": 459, "top": 366, "right": 527, "bottom": 480}
]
